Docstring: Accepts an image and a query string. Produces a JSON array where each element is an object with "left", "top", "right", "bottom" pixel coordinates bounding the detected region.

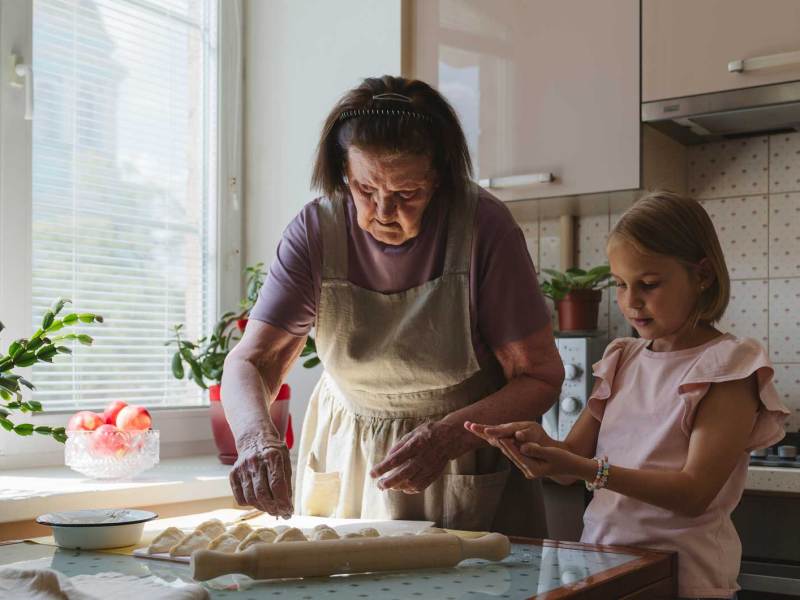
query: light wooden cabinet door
[
  {"left": 643, "top": 0, "right": 800, "bottom": 102},
  {"left": 407, "top": 0, "right": 640, "bottom": 201}
]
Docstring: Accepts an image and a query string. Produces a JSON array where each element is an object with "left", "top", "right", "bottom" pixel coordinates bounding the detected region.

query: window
[
  {"left": 0, "top": 0, "right": 242, "bottom": 463},
  {"left": 29, "top": 0, "right": 219, "bottom": 410}
]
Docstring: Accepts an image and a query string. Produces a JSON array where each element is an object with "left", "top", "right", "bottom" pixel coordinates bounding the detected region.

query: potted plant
[
  {"left": 235, "top": 262, "right": 267, "bottom": 332},
  {"left": 0, "top": 298, "right": 102, "bottom": 443},
  {"left": 540, "top": 265, "right": 613, "bottom": 332}
]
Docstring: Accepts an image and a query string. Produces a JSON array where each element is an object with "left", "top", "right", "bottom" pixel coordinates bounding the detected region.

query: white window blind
[{"left": 30, "top": 0, "right": 218, "bottom": 410}]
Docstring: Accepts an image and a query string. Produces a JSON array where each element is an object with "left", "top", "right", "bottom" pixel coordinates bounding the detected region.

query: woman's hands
[
  {"left": 228, "top": 432, "right": 293, "bottom": 518},
  {"left": 465, "top": 420, "right": 591, "bottom": 481},
  {"left": 370, "top": 421, "right": 462, "bottom": 493}
]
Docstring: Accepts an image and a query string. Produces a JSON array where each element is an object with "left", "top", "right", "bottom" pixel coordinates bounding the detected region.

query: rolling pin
[{"left": 191, "top": 532, "right": 510, "bottom": 581}]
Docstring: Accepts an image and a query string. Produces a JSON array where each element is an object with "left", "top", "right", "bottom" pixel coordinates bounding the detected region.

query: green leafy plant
[
  {"left": 240, "top": 262, "right": 267, "bottom": 312},
  {"left": 540, "top": 265, "right": 613, "bottom": 302},
  {"left": 0, "top": 298, "right": 103, "bottom": 442}
]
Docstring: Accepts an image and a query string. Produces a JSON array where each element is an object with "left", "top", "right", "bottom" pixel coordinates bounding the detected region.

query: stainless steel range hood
[{"left": 642, "top": 80, "right": 800, "bottom": 145}]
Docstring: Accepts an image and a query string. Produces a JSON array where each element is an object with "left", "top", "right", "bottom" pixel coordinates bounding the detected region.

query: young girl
[{"left": 466, "top": 191, "right": 789, "bottom": 600}]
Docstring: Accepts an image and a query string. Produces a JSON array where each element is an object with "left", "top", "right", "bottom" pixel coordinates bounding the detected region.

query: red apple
[
  {"left": 66, "top": 410, "right": 105, "bottom": 432},
  {"left": 102, "top": 400, "right": 128, "bottom": 425},
  {"left": 89, "top": 424, "right": 130, "bottom": 457},
  {"left": 115, "top": 405, "right": 152, "bottom": 431}
]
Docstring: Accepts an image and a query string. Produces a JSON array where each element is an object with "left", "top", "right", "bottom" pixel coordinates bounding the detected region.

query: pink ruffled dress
[{"left": 581, "top": 333, "right": 789, "bottom": 599}]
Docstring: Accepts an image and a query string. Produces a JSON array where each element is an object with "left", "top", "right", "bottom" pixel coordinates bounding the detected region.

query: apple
[
  {"left": 115, "top": 405, "right": 151, "bottom": 431},
  {"left": 89, "top": 424, "right": 130, "bottom": 457},
  {"left": 102, "top": 400, "right": 128, "bottom": 425},
  {"left": 66, "top": 410, "right": 105, "bottom": 432}
]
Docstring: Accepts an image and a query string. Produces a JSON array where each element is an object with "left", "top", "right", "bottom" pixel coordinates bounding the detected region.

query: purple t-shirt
[{"left": 250, "top": 188, "right": 550, "bottom": 365}]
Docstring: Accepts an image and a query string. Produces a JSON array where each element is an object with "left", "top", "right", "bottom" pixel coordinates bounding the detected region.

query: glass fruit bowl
[{"left": 64, "top": 429, "right": 159, "bottom": 479}]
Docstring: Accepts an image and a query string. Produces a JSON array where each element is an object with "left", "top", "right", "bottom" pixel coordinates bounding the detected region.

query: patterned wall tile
[
  {"left": 769, "top": 278, "right": 800, "bottom": 362},
  {"left": 769, "top": 193, "right": 800, "bottom": 277},
  {"left": 519, "top": 220, "right": 540, "bottom": 272},
  {"left": 772, "top": 364, "right": 800, "bottom": 432},
  {"left": 575, "top": 214, "right": 609, "bottom": 269},
  {"left": 769, "top": 132, "right": 800, "bottom": 194},
  {"left": 688, "top": 137, "right": 768, "bottom": 199},
  {"left": 538, "top": 217, "right": 561, "bottom": 273},
  {"left": 719, "top": 279, "right": 768, "bottom": 344},
  {"left": 701, "top": 196, "right": 768, "bottom": 279}
]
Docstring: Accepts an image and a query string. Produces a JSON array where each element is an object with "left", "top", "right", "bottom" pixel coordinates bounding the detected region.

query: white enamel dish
[{"left": 36, "top": 508, "right": 158, "bottom": 549}]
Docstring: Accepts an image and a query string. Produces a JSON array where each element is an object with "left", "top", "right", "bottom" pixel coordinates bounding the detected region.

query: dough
[
  {"left": 227, "top": 522, "right": 253, "bottom": 540},
  {"left": 358, "top": 527, "right": 380, "bottom": 537},
  {"left": 274, "top": 527, "right": 307, "bottom": 543},
  {"left": 170, "top": 531, "right": 211, "bottom": 557},
  {"left": 311, "top": 528, "right": 340, "bottom": 541},
  {"left": 194, "top": 518, "right": 226, "bottom": 539},
  {"left": 147, "top": 526, "right": 184, "bottom": 554},
  {"left": 343, "top": 532, "right": 364, "bottom": 539},
  {"left": 312, "top": 524, "right": 335, "bottom": 534},
  {"left": 418, "top": 527, "right": 447, "bottom": 535},
  {"left": 208, "top": 533, "right": 240, "bottom": 554},
  {"left": 236, "top": 528, "right": 277, "bottom": 552},
  {"left": 273, "top": 525, "right": 289, "bottom": 534}
]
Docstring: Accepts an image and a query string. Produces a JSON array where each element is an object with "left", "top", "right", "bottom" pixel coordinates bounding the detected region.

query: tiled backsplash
[{"left": 515, "top": 131, "right": 800, "bottom": 431}]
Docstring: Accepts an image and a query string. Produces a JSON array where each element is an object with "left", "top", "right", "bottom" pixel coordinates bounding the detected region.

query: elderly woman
[{"left": 221, "top": 76, "right": 563, "bottom": 536}]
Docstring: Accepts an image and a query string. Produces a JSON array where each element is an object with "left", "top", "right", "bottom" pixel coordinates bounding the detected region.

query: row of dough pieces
[{"left": 147, "top": 518, "right": 447, "bottom": 557}]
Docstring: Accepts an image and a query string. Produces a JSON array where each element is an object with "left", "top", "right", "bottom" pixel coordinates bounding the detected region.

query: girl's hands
[{"left": 464, "top": 420, "right": 589, "bottom": 480}]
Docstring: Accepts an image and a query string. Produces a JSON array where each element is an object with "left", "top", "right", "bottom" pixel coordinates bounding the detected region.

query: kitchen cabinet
[
  {"left": 643, "top": 0, "right": 800, "bottom": 102},
  {"left": 0, "top": 536, "right": 676, "bottom": 598},
  {"left": 406, "top": 0, "right": 640, "bottom": 202}
]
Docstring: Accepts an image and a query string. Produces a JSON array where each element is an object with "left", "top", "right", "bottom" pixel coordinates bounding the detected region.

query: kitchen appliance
[
  {"left": 543, "top": 334, "right": 607, "bottom": 442},
  {"left": 642, "top": 80, "right": 800, "bottom": 145}
]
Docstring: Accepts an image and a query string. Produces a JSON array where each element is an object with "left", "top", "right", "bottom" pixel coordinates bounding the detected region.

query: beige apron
[{"left": 295, "top": 188, "right": 547, "bottom": 536}]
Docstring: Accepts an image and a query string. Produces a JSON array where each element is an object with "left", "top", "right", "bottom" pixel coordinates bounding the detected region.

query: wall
[
  {"left": 511, "top": 131, "right": 800, "bottom": 432},
  {"left": 242, "top": 0, "right": 403, "bottom": 440}
]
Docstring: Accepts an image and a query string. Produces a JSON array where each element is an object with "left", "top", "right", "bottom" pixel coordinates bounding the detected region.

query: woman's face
[{"left": 346, "top": 147, "right": 437, "bottom": 245}]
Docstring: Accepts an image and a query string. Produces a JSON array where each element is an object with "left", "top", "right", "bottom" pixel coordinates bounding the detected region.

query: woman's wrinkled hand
[
  {"left": 229, "top": 433, "right": 293, "bottom": 518},
  {"left": 369, "top": 421, "right": 459, "bottom": 494}
]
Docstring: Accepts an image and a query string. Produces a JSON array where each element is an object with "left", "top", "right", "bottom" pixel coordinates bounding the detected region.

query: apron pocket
[
  {"left": 301, "top": 465, "right": 341, "bottom": 517},
  {"left": 442, "top": 466, "right": 510, "bottom": 532}
]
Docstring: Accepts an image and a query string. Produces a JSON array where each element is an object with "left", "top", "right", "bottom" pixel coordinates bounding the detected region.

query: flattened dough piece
[
  {"left": 312, "top": 524, "right": 335, "bottom": 534},
  {"left": 194, "top": 518, "right": 226, "bottom": 539},
  {"left": 236, "top": 528, "right": 277, "bottom": 552},
  {"left": 227, "top": 522, "right": 253, "bottom": 540},
  {"left": 169, "top": 530, "right": 211, "bottom": 557},
  {"left": 343, "top": 532, "right": 364, "bottom": 539},
  {"left": 273, "top": 525, "right": 289, "bottom": 534},
  {"left": 311, "top": 528, "right": 340, "bottom": 541},
  {"left": 147, "top": 526, "right": 185, "bottom": 554},
  {"left": 208, "top": 533, "right": 240, "bottom": 554},
  {"left": 274, "top": 527, "right": 307, "bottom": 543},
  {"left": 418, "top": 527, "right": 447, "bottom": 535},
  {"left": 358, "top": 527, "right": 380, "bottom": 537}
]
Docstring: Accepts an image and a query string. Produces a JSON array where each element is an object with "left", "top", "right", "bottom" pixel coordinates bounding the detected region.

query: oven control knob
[
  {"left": 560, "top": 396, "right": 581, "bottom": 414},
  {"left": 563, "top": 364, "right": 580, "bottom": 380}
]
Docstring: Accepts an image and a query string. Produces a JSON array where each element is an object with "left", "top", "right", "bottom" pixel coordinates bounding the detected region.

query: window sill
[{"left": 0, "top": 454, "right": 233, "bottom": 523}]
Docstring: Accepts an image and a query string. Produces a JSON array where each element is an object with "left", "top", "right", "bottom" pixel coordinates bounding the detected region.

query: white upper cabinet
[
  {"left": 407, "top": 0, "right": 640, "bottom": 201},
  {"left": 643, "top": 0, "right": 800, "bottom": 102}
]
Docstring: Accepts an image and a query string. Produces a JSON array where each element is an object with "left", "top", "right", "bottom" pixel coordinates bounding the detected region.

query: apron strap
[
  {"left": 442, "top": 182, "right": 478, "bottom": 275},
  {"left": 318, "top": 197, "right": 348, "bottom": 280}
]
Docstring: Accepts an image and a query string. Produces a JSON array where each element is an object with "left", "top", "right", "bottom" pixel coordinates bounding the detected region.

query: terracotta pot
[
  {"left": 555, "top": 289, "right": 603, "bottom": 331},
  {"left": 208, "top": 383, "right": 237, "bottom": 465}
]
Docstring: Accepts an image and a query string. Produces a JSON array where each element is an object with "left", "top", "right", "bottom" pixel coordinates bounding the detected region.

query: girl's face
[
  {"left": 346, "top": 147, "right": 437, "bottom": 245},
  {"left": 607, "top": 238, "right": 711, "bottom": 344}
]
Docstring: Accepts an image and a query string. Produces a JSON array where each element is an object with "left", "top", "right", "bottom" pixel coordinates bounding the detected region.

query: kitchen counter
[
  {"left": 746, "top": 465, "right": 800, "bottom": 495},
  {"left": 0, "top": 536, "right": 676, "bottom": 599}
]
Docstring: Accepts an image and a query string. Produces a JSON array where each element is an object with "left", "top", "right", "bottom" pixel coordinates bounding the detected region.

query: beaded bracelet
[{"left": 585, "top": 456, "right": 610, "bottom": 491}]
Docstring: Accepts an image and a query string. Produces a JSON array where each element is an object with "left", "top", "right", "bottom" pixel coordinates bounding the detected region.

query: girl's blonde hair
[{"left": 608, "top": 191, "right": 730, "bottom": 325}]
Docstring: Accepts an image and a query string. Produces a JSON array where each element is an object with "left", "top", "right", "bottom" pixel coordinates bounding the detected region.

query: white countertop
[
  {"left": 746, "top": 465, "right": 800, "bottom": 494},
  {"left": 0, "top": 455, "right": 233, "bottom": 523}
]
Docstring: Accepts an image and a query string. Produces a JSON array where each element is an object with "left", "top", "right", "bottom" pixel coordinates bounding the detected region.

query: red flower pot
[
  {"left": 236, "top": 318, "right": 248, "bottom": 332},
  {"left": 555, "top": 289, "right": 603, "bottom": 331}
]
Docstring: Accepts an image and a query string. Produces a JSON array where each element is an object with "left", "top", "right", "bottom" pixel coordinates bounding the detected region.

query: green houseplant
[
  {"left": 540, "top": 265, "right": 613, "bottom": 332},
  {"left": 0, "top": 298, "right": 102, "bottom": 443}
]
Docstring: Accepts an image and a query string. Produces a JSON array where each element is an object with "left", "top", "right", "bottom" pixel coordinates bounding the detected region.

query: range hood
[{"left": 642, "top": 80, "right": 800, "bottom": 145}]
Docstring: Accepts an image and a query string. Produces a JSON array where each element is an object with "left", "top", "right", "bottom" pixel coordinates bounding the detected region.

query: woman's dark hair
[{"left": 311, "top": 75, "right": 472, "bottom": 201}]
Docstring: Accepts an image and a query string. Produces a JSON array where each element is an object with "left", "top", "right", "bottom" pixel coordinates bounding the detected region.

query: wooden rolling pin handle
[{"left": 191, "top": 533, "right": 510, "bottom": 581}]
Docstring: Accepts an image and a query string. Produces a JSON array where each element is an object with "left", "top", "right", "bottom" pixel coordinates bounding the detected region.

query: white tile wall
[{"left": 510, "top": 130, "right": 800, "bottom": 430}]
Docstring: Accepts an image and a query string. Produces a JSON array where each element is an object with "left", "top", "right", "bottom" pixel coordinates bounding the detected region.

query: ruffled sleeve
[
  {"left": 587, "top": 338, "right": 632, "bottom": 421},
  {"left": 678, "top": 337, "right": 789, "bottom": 450}
]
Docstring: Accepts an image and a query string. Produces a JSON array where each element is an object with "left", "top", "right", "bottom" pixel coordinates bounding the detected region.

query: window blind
[{"left": 30, "top": 0, "right": 218, "bottom": 410}]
